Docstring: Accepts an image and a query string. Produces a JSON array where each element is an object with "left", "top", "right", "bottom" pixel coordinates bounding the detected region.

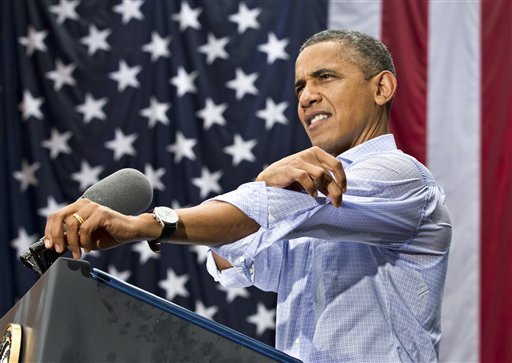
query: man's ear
[{"left": 373, "top": 71, "right": 397, "bottom": 106}]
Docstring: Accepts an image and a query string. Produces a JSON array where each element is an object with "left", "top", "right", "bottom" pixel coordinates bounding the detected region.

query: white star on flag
[
  {"left": 144, "top": 163, "right": 166, "bottom": 191},
  {"left": 192, "top": 167, "right": 223, "bottom": 199},
  {"left": 142, "top": 32, "right": 171, "bottom": 62},
  {"left": 13, "top": 160, "right": 40, "bottom": 191},
  {"left": 81, "top": 250, "right": 100, "bottom": 259},
  {"left": 131, "top": 241, "right": 159, "bottom": 264},
  {"left": 167, "top": 131, "right": 197, "bottom": 163},
  {"left": 195, "top": 300, "right": 219, "bottom": 320},
  {"left": 109, "top": 60, "right": 142, "bottom": 92},
  {"left": 170, "top": 66, "right": 198, "bottom": 97},
  {"left": 37, "top": 196, "right": 67, "bottom": 218},
  {"left": 105, "top": 128, "right": 138, "bottom": 161},
  {"left": 196, "top": 98, "right": 228, "bottom": 129},
  {"left": 158, "top": 268, "right": 190, "bottom": 301},
  {"left": 76, "top": 93, "right": 108, "bottom": 123},
  {"left": 113, "top": 0, "right": 144, "bottom": 24},
  {"left": 49, "top": 0, "right": 80, "bottom": 24},
  {"left": 223, "top": 134, "right": 257, "bottom": 166},
  {"left": 258, "top": 32, "right": 290, "bottom": 64},
  {"left": 171, "top": 200, "right": 184, "bottom": 209},
  {"left": 172, "top": 2, "right": 202, "bottom": 31},
  {"left": 18, "top": 26, "right": 48, "bottom": 56},
  {"left": 246, "top": 302, "right": 276, "bottom": 336},
  {"left": 216, "top": 284, "right": 250, "bottom": 303},
  {"left": 19, "top": 90, "right": 44, "bottom": 120},
  {"left": 198, "top": 33, "right": 229, "bottom": 64},
  {"left": 108, "top": 265, "right": 132, "bottom": 281},
  {"left": 10, "top": 228, "right": 37, "bottom": 257},
  {"left": 45, "top": 60, "right": 76, "bottom": 91},
  {"left": 226, "top": 68, "right": 259, "bottom": 100},
  {"left": 256, "top": 98, "right": 289, "bottom": 130},
  {"left": 80, "top": 25, "right": 111, "bottom": 56},
  {"left": 41, "top": 128, "right": 73, "bottom": 159},
  {"left": 140, "top": 97, "right": 170, "bottom": 128},
  {"left": 189, "top": 245, "right": 209, "bottom": 264},
  {"left": 229, "top": 3, "right": 261, "bottom": 34},
  {"left": 71, "top": 161, "right": 104, "bottom": 191}
]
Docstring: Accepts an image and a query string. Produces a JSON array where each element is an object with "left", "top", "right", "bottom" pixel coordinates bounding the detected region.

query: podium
[{"left": 0, "top": 258, "right": 300, "bottom": 362}]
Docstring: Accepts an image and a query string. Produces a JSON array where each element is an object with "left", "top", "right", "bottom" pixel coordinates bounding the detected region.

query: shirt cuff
[
  {"left": 206, "top": 181, "right": 268, "bottom": 228},
  {"left": 206, "top": 249, "right": 254, "bottom": 287},
  {"left": 204, "top": 181, "right": 268, "bottom": 274}
]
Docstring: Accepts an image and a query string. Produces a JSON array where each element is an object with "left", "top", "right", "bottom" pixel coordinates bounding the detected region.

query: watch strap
[
  {"left": 147, "top": 208, "right": 178, "bottom": 253},
  {"left": 147, "top": 240, "right": 161, "bottom": 253}
]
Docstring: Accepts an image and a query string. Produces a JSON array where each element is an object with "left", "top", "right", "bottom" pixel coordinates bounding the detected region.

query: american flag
[{"left": 1, "top": 1, "right": 511, "bottom": 362}]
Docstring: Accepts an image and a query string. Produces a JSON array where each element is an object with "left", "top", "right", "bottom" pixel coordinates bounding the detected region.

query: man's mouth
[{"left": 306, "top": 112, "right": 330, "bottom": 127}]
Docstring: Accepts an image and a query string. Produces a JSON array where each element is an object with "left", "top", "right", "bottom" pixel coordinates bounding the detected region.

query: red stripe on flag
[
  {"left": 480, "top": 1, "right": 512, "bottom": 362},
  {"left": 381, "top": 0, "right": 429, "bottom": 164}
]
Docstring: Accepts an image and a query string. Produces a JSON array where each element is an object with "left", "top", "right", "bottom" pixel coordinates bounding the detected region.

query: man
[{"left": 44, "top": 30, "right": 451, "bottom": 362}]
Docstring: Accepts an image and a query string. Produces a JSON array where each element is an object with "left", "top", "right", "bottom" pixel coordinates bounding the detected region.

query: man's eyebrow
[
  {"left": 311, "top": 68, "right": 336, "bottom": 77},
  {"left": 295, "top": 68, "right": 338, "bottom": 89}
]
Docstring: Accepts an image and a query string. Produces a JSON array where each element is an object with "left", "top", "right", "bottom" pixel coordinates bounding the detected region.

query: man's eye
[{"left": 320, "top": 74, "right": 332, "bottom": 80}]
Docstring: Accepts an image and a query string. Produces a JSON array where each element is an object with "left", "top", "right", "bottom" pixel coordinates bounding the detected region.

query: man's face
[{"left": 295, "top": 41, "right": 380, "bottom": 156}]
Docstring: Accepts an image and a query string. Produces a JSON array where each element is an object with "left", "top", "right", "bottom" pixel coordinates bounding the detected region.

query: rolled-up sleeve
[
  {"left": 206, "top": 149, "right": 439, "bottom": 288},
  {"left": 206, "top": 181, "right": 328, "bottom": 289}
]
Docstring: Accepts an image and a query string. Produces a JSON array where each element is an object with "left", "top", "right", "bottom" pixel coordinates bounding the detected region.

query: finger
[
  {"left": 306, "top": 167, "right": 342, "bottom": 207},
  {"left": 299, "top": 151, "right": 343, "bottom": 207},
  {"left": 65, "top": 214, "right": 83, "bottom": 259},
  {"left": 309, "top": 147, "right": 346, "bottom": 192},
  {"left": 286, "top": 168, "right": 318, "bottom": 196},
  {"left": 295, "top": 161, "right": 332, "bottom": 195},
  {"left": 323, "top": 178, "right": 344, "bottom": 208},
  {"left": 288, "top": 154, "right": 331, "bottom": 187},
  {"left": 328, "top": 162, "right": 346, "bottom": 193},
  {"left": 74, "top": 202, "right": 103, "bottom": 252},
  {"left": 257, "top": 159, "right": 318, "bottom": 193},
  {"left": 45, "top": 203, "right": 78, "bottom": 252},
  {"left": 305, "top": 152, "right": 346, "bottom": 208},
  {"left": 257, "top": 148, "right": 346, "bottom": 200}
]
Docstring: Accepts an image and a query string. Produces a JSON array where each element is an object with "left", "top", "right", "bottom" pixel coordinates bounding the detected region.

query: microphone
[
  {"left": 20, "top": 168, "right": 153, "bottom": 275},
  {"left": 81, "top": 168, "right": 153, "bottom": 215}
]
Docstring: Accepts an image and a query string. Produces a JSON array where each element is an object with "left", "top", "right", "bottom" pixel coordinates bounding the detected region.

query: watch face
[{"left": 155, "top": 207, "right": 179, "bottom": 224}]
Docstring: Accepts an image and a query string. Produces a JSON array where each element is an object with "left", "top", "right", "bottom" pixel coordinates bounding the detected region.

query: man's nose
[{"left": 299, "top": 85, "right": 321, "bottom": 108}]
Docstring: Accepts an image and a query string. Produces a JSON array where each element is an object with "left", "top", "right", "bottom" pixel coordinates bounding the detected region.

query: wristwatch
[{"left": 147, "top": 206, "right": 179, "bottom": 253}]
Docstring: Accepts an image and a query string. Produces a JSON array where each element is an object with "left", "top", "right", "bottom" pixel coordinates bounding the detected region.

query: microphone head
[{"left": 82, "top": 168, "right": 153, "bottom": 215}]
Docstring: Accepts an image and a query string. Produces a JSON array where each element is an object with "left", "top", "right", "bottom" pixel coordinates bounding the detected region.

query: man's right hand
[{"left": 256, "top": 146, "right": 346, "bottom": 207}]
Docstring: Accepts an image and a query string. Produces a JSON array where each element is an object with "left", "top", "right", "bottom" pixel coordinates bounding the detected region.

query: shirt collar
[{"left": 337, "top": 134, "right": 398, "bottom": 166}]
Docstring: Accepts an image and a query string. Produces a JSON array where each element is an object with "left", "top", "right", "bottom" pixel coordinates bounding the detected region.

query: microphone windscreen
[{"left": 82, "top": 168, "right": 153, "bottom": 215}]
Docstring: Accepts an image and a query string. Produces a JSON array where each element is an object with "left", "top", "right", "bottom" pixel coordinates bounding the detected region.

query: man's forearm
[
  {"left": 171, "top": 201, "right": 259, "bottom": 271},
  {"left": 171, "top": 201, "right": 260, "bottom": 246}
]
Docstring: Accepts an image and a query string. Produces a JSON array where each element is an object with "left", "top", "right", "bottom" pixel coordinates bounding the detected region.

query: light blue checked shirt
[{"left": 206, "top": 134, "right": 452, "bottom": 362}]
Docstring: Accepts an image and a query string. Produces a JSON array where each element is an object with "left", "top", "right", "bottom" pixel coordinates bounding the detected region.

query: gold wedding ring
[{"left": 72, "top": 213, "right": 85, "bottom": 225}]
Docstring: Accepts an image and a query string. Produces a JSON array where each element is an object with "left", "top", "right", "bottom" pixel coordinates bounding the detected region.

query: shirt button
[
  {"left": 294, "top": 338, "right": 300, "bottom": 345},
  {"left": 238, "top": 256, "right": 245, "bottom": 264}
]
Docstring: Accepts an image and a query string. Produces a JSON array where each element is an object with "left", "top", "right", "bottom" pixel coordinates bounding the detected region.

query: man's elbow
[{"left": 212, "top": 251, "right": 233, "bottom": 271}]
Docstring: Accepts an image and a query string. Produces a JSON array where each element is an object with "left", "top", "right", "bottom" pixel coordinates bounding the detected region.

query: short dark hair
[
  {"left": 300, "top": 29, "right": 396, "bottom": 114},
  {"left": 300, "top": 29, "right": 396, "bottom": 80}
]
